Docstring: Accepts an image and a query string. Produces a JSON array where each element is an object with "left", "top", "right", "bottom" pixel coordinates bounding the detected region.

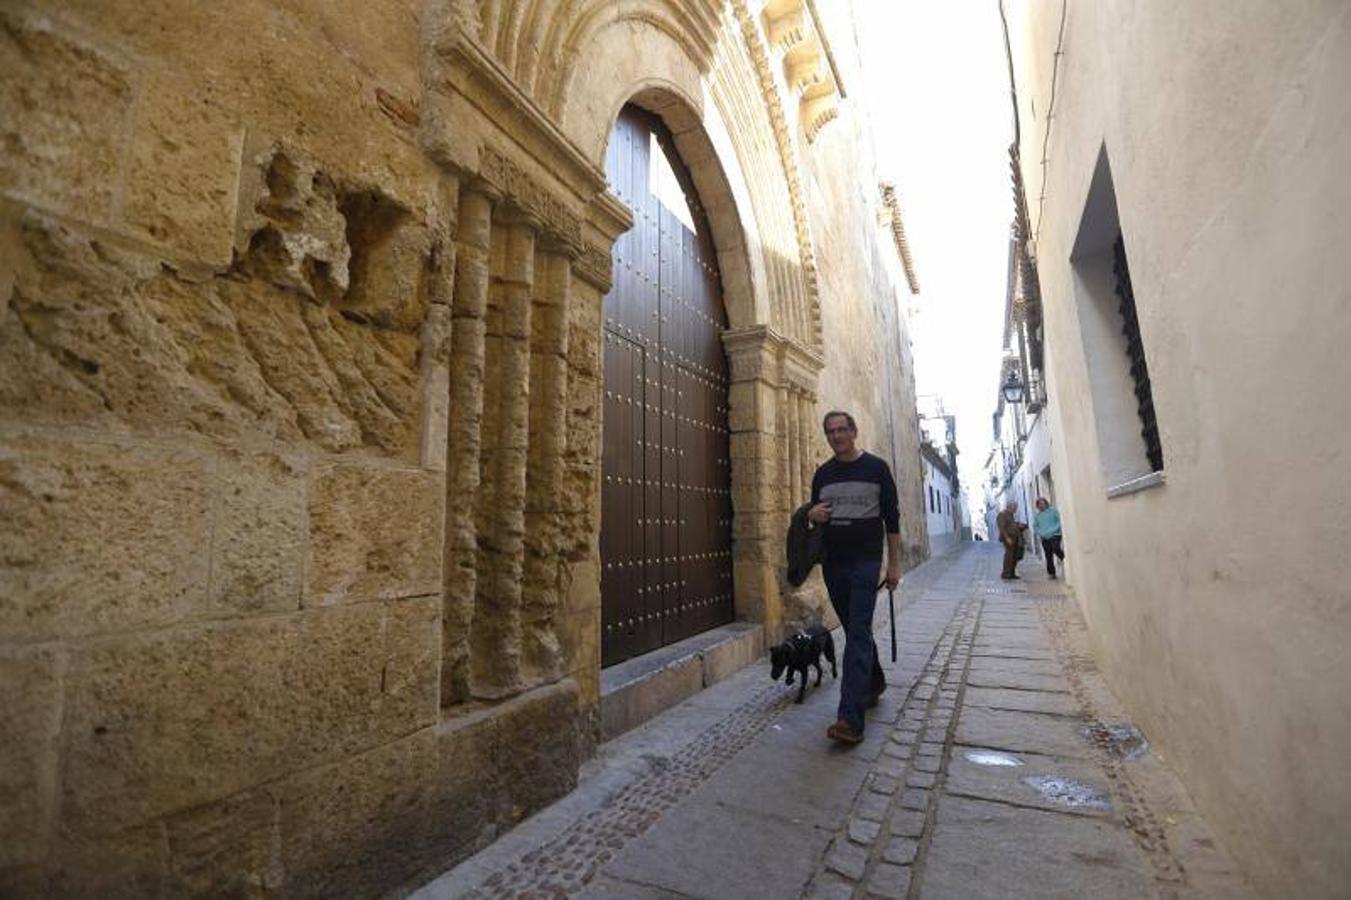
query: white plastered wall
[{"left": 1009, "top": 3, "right": 1351, "bottom": 895}]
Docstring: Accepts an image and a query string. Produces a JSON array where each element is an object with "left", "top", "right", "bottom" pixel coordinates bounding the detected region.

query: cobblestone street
[{"left": 410, "top": 544, "right": 1253, "bottom": 899}]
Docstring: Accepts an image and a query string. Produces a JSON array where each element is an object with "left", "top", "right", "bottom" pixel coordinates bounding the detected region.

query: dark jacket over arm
[{"left": 785, "top": 502, "right": 826, "bottom": 587}]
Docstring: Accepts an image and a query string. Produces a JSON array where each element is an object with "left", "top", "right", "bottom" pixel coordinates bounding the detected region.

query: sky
[{"left": 852, "top": 1, "right": 1015, "bottom": 519}]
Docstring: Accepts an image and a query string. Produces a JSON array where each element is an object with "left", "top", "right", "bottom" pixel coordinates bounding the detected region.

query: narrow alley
[
  {"left": 5, "top": 2, "right": 1348, "bottom": 896},
  {"left": 413, "top": 544, "right": 1250, "bottom": 900}
]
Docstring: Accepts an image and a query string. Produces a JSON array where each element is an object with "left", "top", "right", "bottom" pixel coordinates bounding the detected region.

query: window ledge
[{"left": 1106, "top": 470, "right": 1165, "bottom": 499}]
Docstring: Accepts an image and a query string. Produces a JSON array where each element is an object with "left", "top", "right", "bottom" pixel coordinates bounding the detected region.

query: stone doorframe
[{"left": 424, "top": 25, "right": 825, "bottom": 716}]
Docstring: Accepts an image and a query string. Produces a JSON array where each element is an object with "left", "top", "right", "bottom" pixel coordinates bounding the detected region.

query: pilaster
[{"left": 442, "top": 187, "right": 495, "bottom": 705}]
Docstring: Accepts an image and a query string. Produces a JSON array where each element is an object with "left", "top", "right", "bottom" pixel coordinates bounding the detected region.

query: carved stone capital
[
  {"left": 572, "top": 244, "right": 614, "bottom": 293},
  {"left": 781, "top": 338, "right": 824, "bottom": 393},
  {"left": 723, "top": 325, "right": 786, "bottom": 384}
]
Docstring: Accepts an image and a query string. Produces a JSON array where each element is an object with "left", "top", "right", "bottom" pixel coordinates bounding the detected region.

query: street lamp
[{"left": 1001, "top": 371, "right": 1025, "bottom": 404}]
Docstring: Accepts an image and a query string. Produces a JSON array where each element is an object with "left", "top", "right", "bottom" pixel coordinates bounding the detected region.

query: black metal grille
[{"left": 1111, "top": 234, "right": 1164, "bottom": 472}]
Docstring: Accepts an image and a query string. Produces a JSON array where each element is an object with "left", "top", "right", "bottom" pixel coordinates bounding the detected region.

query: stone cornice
[
  {"left": 781, "top": 336, "right": 824, "bottom": 393},
  {"left": 589, "top": 190, "right": 634, "bottom": 243},
  {"left": 425, "top": 31, "right": 637, "bottom": 294},
  {"left": 428, "top": 30, "right": 608, "bottom": 199},
  {"left": 879, "top": 181, "right": 920, "bottom": 295},
  {"left": 723, "top": 323, "right": 785, "bottom": 355},
  {"left": 760, "top": 0, "right": 843, "bottom": 142}
]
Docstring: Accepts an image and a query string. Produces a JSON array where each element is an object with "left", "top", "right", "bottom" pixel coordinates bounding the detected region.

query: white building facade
[
  {"left": 921, "top": 442, "right": 961, "bottom": 556},
  {"left": 1005, "top": 3, "right": 1351, "bottom": 894}
]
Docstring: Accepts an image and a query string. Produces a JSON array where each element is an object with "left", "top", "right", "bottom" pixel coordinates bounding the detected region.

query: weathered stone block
[
  {"left": 602, "top": 653, "right": 704, "bottom": 740},
  {"left": 566, "top": 288, "right": 603, "bottom": 379},
  {"left": 0, "top": 436, "right": 211, "bottom": 642},
  {"left": 733, "top": 559, "right": 779, "bottom": 625},
  {"left": 728, "top": 380, "right": 772, "bottom": 432},
  {"left": 421, "top": 362, "right": 450, "bottom": 471},
  {"left": 165, "top": 788, "right": 281, "bottom": 897},
  {"left": 0, "top": 646, "right": 66, "bottom": 867},
  {"left": 5, "top": 824, "right": 173, "bottom": 900},
  {"left": 123, "top": 79, "right": 245, "bottom": 266},
  {"left": 61, "top": 601, "right": 438, "bottom": 831},
  {"left": 209, "top": 451, "right": 305, "bottom": 616},
  {"left": 382, "top": 595, "right": 442, "bottom": 718},
  {"left": 233, "top": 139, "right": 350, "bottom": 300},
  {"left": 305, "top": 463, "right": 443, "bottom": 606},
  {"left": 563, "top": 604, "right": 602, "bottom": 705},
  {"left": 338, "top": 206, "right": 429, "bottom": 333},
  {"left": 0, "top": 209, "right": 426, "bottom": 459},
  {"left": 0, "top": 12, "right": 131, "bottom": 225},
  {"left": 279, "top": 729, "right": 438, "bottom": 899},
  {"left": 730, "top": 430, "right": 780, "bottom": 460},
  {"left": 494, "top": 679, "right": 581, "bottom": 822},
  {"left": 429, "top": 707, "right": 500, "bottom": 859},
  {"left": 700, "top": 623, "right": 764, "bottom": 685},
  {"left": 566, "top": 373, "right": 601, "bottom": 453},
  {"left": 559, "top": 460, "right": 599, "bottom": 520}
]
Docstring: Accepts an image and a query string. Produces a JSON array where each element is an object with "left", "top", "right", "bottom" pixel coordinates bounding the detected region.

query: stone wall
[
  {"left": 1007, "top": 2, "right": 1351, "bottom": 895},
  {"left": 1, "top": 0, "right": 924, "bottom": 894},
  {"left": 800, "top": 0, "right": 928, "bottom": 572}
]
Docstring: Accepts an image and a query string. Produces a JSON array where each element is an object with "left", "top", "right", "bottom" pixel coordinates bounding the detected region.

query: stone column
[
  {"left": 442, "top": 187, "right": 494, "bottom": 706},
  {"left": 797, "top": 389, "right": 814, "bottom": 495},
  {"left": 522, "top": 247, "right": 571, "bottom": 685},
  {"left": 471, "top": 216, "right": 535, "bottom": 699},
  {"left": 787, "top": 385, "right": 803, "bottom": 508},
  {"left": 723, "top": 326, "right": 786, "bottom": 635}
]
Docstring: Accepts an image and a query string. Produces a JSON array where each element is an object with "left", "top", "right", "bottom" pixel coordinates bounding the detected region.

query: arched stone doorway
[{"left": 600, "top": 104, "right": 735, "bottom": 666}]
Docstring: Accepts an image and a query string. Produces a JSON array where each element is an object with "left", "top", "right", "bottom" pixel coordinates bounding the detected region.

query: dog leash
[{"left": 876, "top": 580, "right": 898, "bottom": 662}]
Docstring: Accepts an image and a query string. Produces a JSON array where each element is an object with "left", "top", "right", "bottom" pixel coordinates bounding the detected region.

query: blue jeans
[{"left": 823, "top": 558, "right": 886, "bottom": 733}]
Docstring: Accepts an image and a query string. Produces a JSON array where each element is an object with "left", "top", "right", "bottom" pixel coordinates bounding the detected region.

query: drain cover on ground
[
  {"left": 1021, "top": 775, "right": 1113, "bottom": 811},
  {"left": 1083, "top": 722, "right": 1150, "bottom": 760},
  {"left": 964, "top": 749, "right": 1023, "bottom": 767}
]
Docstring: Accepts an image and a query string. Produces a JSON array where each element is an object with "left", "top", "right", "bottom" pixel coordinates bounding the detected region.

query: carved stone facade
[{"left": 0, "top": 0, "right": 924, "bottom": 895}]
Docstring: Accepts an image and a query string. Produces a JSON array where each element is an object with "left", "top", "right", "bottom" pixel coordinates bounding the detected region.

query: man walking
[
  {"left": 1033, "top": 497, "right": 1066, "bottom": 580},
  {"left": 996, "top": 500, "right": 1026, "bottom": 580},
  {"left": 807, "top": 411, "right": 901, "bottom": 746}
]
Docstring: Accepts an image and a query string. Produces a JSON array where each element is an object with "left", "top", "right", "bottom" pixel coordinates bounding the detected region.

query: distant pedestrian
[
  {"left": 808, "top": 411, "right": 901, "bottom": 746},
  {"left": 996, "top": 500, "right": 1026, "bottom": 580},
  {"left": 1033, "top": 497, "right": 1066, "bottom": 580}
]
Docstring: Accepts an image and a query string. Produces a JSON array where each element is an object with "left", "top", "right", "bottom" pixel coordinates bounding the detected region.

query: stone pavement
[{"left": 408, "top": 544, "right": 1253, "bottom": 899}]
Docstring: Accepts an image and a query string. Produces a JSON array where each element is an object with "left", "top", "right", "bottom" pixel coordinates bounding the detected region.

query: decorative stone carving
[
  {"left": 478, "top": 146, "right": 583, "bottom": 250},
  {"left": 573, "top": 243, "right": 613, "bottom": 293},
  {"left": 879, "top": 181, "right": 921, "bottom": 295},
  {"left": 730, "top": 0, "right": 824, "bottom": 353},
  {"left": 760, "top": 0, "right": 844, "bottom": 143}
]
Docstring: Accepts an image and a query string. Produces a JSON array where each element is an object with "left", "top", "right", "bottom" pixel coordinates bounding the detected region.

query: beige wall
[
  {"left": 804, "top": 103, "right": 928, "bottom": 568},
  {"left": 1008, "top": 2, "right": 1351, "bottom": 895},
  {"left": 799, "top": 0, "right": 927, "bottom": 569},
  {"left": 0, "top": 0, "right": 924, "bottom": 894}
]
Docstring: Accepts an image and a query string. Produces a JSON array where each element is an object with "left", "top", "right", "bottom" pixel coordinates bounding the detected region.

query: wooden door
[{"left": 600, "top": 106, "right": 734, "bottom": 667}]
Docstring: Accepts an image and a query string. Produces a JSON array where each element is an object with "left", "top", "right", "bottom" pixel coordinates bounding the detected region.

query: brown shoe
[{"left": 827, "top": 719, "right": 863, "bottom": 745}]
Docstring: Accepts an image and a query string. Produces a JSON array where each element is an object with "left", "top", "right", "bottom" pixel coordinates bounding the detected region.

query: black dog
[{"left": 770, "top": 625, "right": 838, "bottom": 703}]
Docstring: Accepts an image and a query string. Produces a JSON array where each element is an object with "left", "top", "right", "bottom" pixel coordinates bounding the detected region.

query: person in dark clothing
[
  {"left": 808, "top": 411, "right": 902, "bottom": 746},
  {"left": 996, "top": 500, "right": 1026, "bottom": 580}
]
